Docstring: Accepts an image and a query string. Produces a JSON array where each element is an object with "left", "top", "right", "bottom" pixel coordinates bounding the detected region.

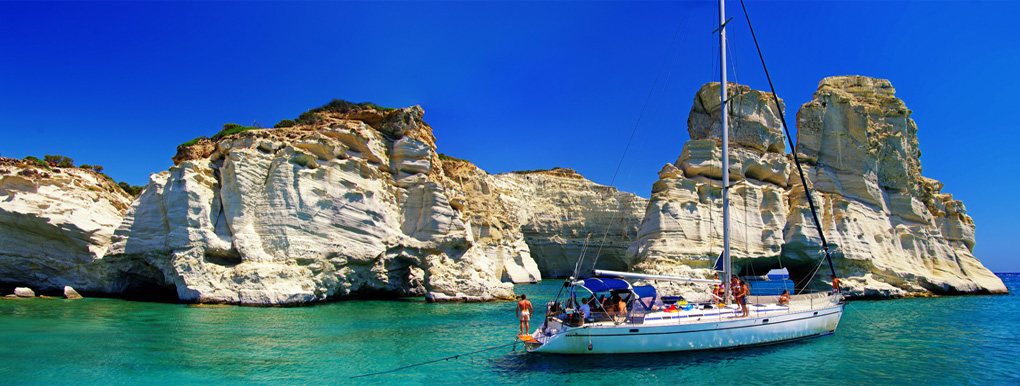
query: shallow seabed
[{"left": 2, "top": 275, "right": 1018, "bottom": 386}]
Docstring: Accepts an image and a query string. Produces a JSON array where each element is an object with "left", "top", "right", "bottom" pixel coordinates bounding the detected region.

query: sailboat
[{"left": 522, "top": 0, "right": 844, "bottom": 354}]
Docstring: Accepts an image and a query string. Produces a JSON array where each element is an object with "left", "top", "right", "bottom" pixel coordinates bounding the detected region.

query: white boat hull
[{"left": 526, "top": 304, "right": 843, "bottom": 354}]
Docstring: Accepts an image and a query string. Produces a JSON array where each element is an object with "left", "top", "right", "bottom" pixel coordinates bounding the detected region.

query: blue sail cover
[{"left": 580, "top": 278, "right": 631, "bottom": 293}]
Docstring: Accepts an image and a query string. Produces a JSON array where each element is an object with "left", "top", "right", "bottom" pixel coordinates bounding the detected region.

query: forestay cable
[{"left": 738, "top": 0, "right": 838, "bottom": 280}]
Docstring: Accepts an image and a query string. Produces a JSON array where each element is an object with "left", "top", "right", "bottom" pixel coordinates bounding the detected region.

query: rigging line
[
  {"left": 793, "top": 253, "right": 827, "bottom": 294},
  {"left": 591, "top": 15, "right": 688, "bottom": 271},
  {"left": 349, "top": 341, "right": 517, "bottom": 379},
  {"left": 846, "top": 302, "right": 883, "bottom": 331},
  {"left": 727, "top": 31, "right": 740, "bottom": 87},
  {"left": 738, "top": 0, "right": 837, "bottom": 279},
  {"left": 742, "top": 182, "right": 752, "bottom": 277},
  {"left": 571, "top": 233, "right": 593, "bottom": 279},
  {"left": 620, "top": 7, "right": 692, "bottom": 190}
]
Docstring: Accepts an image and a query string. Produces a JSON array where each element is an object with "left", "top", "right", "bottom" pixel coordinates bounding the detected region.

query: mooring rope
[
  {"left": 348, "top": 340, "right": 518, "bottom": 379},
  {"left": 846, "top": 301, "right": 883, "bottom": 331}
]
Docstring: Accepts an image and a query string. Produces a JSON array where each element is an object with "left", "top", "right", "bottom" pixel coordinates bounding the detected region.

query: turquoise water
[{"left": 2, "top": 275, "right": 1018, "bottom": 385}]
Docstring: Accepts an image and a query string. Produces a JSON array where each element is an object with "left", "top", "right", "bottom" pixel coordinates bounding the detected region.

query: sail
[{"left": 712, "top": 251, "right": 725, "bottom": 272}]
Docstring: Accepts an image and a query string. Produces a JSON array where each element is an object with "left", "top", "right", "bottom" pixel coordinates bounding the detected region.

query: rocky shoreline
[{"left": 0, "top": 76, "right": 1007, "bottom": 305}]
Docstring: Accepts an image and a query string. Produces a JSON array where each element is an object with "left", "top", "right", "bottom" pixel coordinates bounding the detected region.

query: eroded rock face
[
  {"left": 0, "top": 78, "right": 1005, "bottom": 303},
  {"left": 490, "top": 169, "right": 647, "bottom": 278},
  {"left": 629, "top": 84, "right": 792, "bottom": 283},
  {"left": 106, "top": 107, "right": 514, "bottom": 304},
  {"left": 0, "top": 160, "right": 135, "bottom": 292},
  {"left": 440, "top": 158, "right": 541, "bottom": 284},
  {"left": 789, "top": 76, "right": 1004, "bottom": 296},
  {"left": 629, "top": 78, "right": 1006, "bottom": 297},
  {"left": 441, "top": 161, "right": 648, "bottom": 281}
]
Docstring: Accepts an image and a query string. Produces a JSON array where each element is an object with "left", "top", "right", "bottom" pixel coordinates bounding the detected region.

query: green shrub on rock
[
  {"left": 274, "top": 119, "right": 297, "bottom": 128},
  {"left": 118, "top": 182, "right": 144, "bottom": 197},
  {"left": 23, "top": 156, "right": 49, "bottom": 169},
  {"left": 44, "top": 154, "right": 74, "bottom": 168},
  {"left": 179, "top": 136, "right": 207, "bottom": 148},
  {"left": 211, "top": 123, "right": 260, "bottom": 141}
]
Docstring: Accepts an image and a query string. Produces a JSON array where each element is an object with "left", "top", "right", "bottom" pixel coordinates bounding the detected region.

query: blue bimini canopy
[
  {"left": 632, "top": 285, "right": 658, "bottom": 311},
  {"left": 580, "top": 278, "right": 631, "bottom": 293}
]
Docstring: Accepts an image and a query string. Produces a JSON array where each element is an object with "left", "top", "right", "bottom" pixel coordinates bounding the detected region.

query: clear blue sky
[{"left": 2, "top": 1, "right": 1017, "bottom": 272}]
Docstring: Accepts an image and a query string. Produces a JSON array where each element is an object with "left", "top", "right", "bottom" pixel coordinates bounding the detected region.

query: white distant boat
[{"left": 522, "top": 0, "right": 844, "bottom": 354}]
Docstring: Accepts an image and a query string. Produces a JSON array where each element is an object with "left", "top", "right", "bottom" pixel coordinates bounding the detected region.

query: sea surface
[{"left": 2, "top": 274, "right": 1019, "bottom": 386}]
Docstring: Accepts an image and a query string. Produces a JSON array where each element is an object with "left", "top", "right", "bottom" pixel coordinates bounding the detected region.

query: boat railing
[{"left": 743, "top": 291, "right": 839, "bottom": 315}]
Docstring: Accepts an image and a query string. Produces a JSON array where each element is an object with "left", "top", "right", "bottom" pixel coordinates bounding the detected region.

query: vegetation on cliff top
[
  {"left": 12, "top": 155, "right": 143, "bottom": 197},
  {"left": 294, "top": 99, "right": 395, "bottom": 125},
  {"left": 178, "top": 99, "right": 395, "bottom": 149},
  {"left": 438, "top": 153, "right": 469, "bottom": 163}
]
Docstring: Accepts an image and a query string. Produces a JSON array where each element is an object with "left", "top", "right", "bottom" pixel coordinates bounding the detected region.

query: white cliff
[
  {"left": 490, "top": 168, "right": 647, "bottom": 278},
  {"left": 105, "top": 106, "right": 517, "bottom": 304},
  {"left": 0, "top": 159, "right": 135, "bottom": 292},
  {"left": 0, "top": 81, "right": 1007, "bottom": 304},
  {"left": 790, "top": 76, "right": 1005, "bottom": 296},
  {"left": 628, "top": 78, "right": 1006, "bottom": 297}
]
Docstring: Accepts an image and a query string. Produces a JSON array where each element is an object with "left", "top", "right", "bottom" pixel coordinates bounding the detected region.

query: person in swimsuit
[
  {"left": 730, "top": 276, "right": 740, "bottom": 304},
  {"left": 734, "top": 278, "right": 749, "bottom": 317},
  {"left": 517, "top": 294, "right": 533, "bottom": 335},
  {"left": 778, "top": 289, "right": 790, "bottom": 306}
]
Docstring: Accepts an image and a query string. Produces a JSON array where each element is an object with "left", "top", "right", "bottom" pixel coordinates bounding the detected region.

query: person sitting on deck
[
  {"left": 601, "top": 295, "right": 615, "bottom": 317},
  {"left": 616, "top": 296, "right": 628, "bottom": 318},
  {"left": 778, "top": 290, "right": 790, "bottom": 306},
  {"left": 579, "top": 297, "right": 591, "bottom": 319},
  {"left": 831, "top": 275, "right": 841, "bottom": 294}
]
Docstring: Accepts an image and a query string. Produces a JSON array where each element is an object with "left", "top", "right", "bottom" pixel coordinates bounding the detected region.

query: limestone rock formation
[
  {"left": 107, "top": 106, "right": 514, "bottom": 304},
  {"left": 0, "top": 159, "right": 135, "bottom": 293},
  {"left": 790, "top": 76, "right": 1005, "bottom": 296},
  {"left": 489, "top": 169, "right": 647, "bottom": 278},
  {"left": 628, "top": 78, "right": 1006, "bottom": 298},
  {"left": 0, "top": 79, "right": 1005, "bottom": 304},
  {"left": 440, "top": 157, "right": 541, "bottom": 284},
  {"left": 629, "top": 83, "right": 792, "bottom": 279},
  {"left": 440, "top": 160, "right": 648, "bottom": 281},
  {"left": 14, "top": 287, "right": 35, "bottom": 298},
  {"left": 63, "top": 285, "right": 83, "bottom": 299}
]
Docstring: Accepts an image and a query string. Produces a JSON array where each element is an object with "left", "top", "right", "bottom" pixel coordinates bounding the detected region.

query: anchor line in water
[
  {"left": 348, "top": 341, "right": 518, "bottom": 379},
  {"left": 847, "top": 302, "right": 883, "bottom": 331}
]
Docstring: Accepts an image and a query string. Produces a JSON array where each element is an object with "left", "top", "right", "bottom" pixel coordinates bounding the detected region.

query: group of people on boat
[
  {"left": 516, "top": 271, "right": 838, "bottom": 335},
  {"left": 711, "top": 274, "right": 752, "bottom": 317}
]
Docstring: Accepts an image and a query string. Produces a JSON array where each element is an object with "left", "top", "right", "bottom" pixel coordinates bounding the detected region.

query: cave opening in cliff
[{"left": 118, "top": 277, "right": 181, "bottom": 303}]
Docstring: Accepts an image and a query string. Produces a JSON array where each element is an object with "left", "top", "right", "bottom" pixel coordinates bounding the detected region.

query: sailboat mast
[{"left": 719, "top": 0, "right": 732, "bottom": 305}]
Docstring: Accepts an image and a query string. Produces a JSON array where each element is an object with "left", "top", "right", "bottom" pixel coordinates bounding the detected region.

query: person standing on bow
[
  {"left": 732, "top": 277, "right": 749, "bottom": 317},
  {"left": 517, "top": 294, "right": 533, "bottom": 336}
]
